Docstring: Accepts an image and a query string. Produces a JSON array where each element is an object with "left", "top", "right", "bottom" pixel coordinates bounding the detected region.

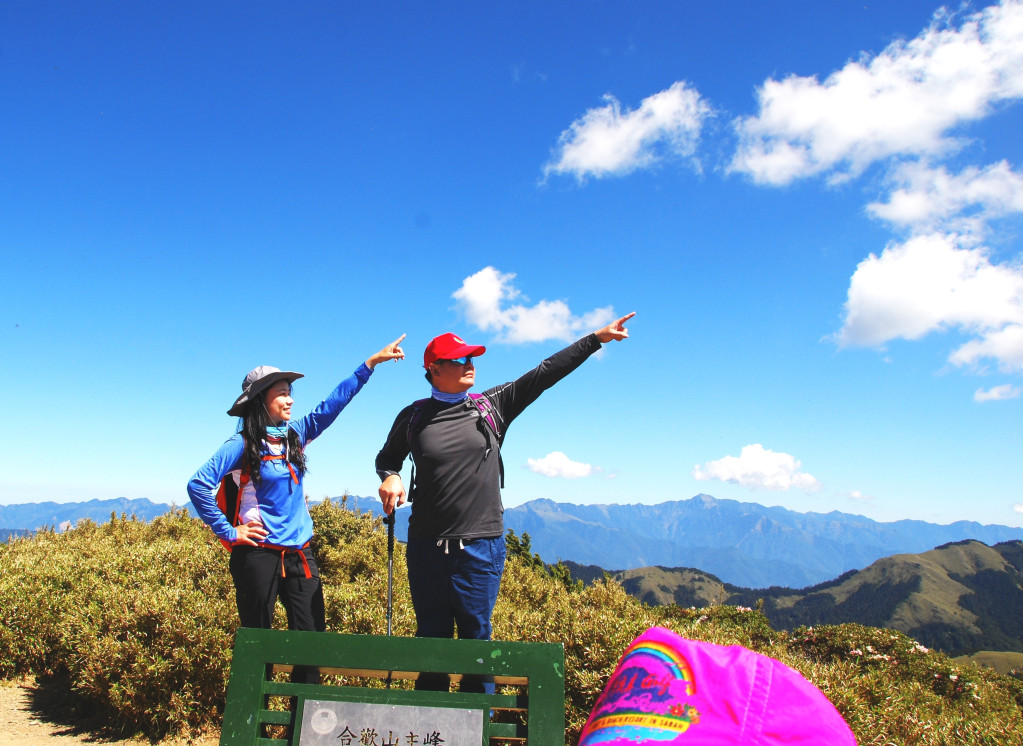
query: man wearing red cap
[{"left": 375, "top": 312, "right": 634, "bottom": 692}]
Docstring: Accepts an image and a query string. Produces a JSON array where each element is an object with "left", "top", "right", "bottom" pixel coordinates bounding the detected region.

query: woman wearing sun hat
[{"left": 188, "top": 335, "right": 405, "bottom": 641}]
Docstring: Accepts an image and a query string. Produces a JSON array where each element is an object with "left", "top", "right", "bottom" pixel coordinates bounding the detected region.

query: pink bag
[{"left": 579, "top": 626, "right": 857, "bottom": 745}]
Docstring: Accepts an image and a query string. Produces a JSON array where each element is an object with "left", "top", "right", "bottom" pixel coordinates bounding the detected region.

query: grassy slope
[
  {"left": 958, "top": 652, "right": 1023, "bottom": 676},
  {"left": 601, "top": 540, "right": 1023, "bottom": 658}
]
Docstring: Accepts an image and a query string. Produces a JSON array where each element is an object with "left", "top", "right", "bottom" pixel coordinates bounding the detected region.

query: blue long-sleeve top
[{"left": 188, "top": 363, "right": 373, "bottom": 548}]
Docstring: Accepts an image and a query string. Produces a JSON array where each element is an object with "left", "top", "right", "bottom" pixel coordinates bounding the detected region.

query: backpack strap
[
  {"left": 404, "top": 394, "right": 507, "bottom": 492},
  {"left": 468, "top": 392, "right": 502, "bottom": 441},
  {"left": 261, "top": 453, "right": 298, "bottom": 483},
  {"left": 468, "top": 393, "right": 505, "bottom": 488},
  {"left": 215, "top": 471, "right": 243, "bottom": 549},
  {"left": 406, "top": 398, "right": 432, "bottom": 450},
  {"left": 404, "top": 399, "right": 432, "bottom": 501}
]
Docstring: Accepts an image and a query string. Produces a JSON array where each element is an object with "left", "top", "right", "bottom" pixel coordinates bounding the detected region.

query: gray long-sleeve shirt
[{"left": 375, "top": 333, "right": 602, "bottom": 540}]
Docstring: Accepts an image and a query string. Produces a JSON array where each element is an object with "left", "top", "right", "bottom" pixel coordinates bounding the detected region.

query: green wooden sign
[{"left": 220, "top": 628, "right": 565, "bottom": 746}]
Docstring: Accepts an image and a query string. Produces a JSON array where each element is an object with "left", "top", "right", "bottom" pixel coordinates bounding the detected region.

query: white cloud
[
  {"left": 527, "top": 451, "right": 595, "bottom": 478},
  {"left": 1015, "top": 503, "right": 1023, "bottom": 514},
  {"left": 543, "top": 81, "right": 711, "bottom": 182},
  {"left": 951, "top": 323, "right": 1023, "bottom": 369},
  {"left": 974, "top": 383, "right": 1021, "bottom": 401},
  {"left": 836, "top": 233, "right": 1023, "bottom": 370},
  {"left": 730, "top": 1, "right": 1023, "bottom": 184},
  {"left": 721, "top": 1, "right": 1023, "bottom": 382},
  {"left": 692, "top": 444, "right": 822, "bottom": 492},
  {"left": 867, "top": 160, "right": 1023, "bottom": 234},
  {"left": 534, "top": 1, "right": 1023, "bottom": 385},
  {"left": 848, "top": 490, "right": 874, "bottom": 501},
  {"left": 452, "top": 266, "right": 615, "bottom": 343}
]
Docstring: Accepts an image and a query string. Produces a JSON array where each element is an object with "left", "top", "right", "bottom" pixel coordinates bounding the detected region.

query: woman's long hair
[{"left": 239, "top": 399, "right": 307, "bottom": 485}]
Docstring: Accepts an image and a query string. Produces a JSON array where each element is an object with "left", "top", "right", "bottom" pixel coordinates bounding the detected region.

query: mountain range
[
  {"left": 4, "top": 494, "right": 1023, "bottom": 589},
  {"left": 499, "top": 496, "right": 1023, "bottom": 588},
  {"left": 356, "top": 494, "right": 1021, "bottom": 588},
  {"left": 578, "top": 539, "right": 1023, "bottom": 657},
  {"left": 0, "top": 498, "right": 177, "bottom": 537}
]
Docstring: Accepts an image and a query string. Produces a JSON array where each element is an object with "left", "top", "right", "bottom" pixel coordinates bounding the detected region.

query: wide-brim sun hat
[
  {"left": 228, "top": 365, "right": 304, "bottom": 417},
  {"left": 423, "top": 332, "right": 487, "bottom": 368}
]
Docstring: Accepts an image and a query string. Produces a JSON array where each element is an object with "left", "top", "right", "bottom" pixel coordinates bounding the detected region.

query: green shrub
[
  {"left": 313, "top": 498, "right": 416, "bottom": 637},
  {"left": 0, "top": 510, "right": 235, "bottom": 736},
  {"left": 3, "top": 500, "right": 1023, "bottom": 744},
  {"left": 785, "top": 624, "right": 1023, "bottom": 744}
]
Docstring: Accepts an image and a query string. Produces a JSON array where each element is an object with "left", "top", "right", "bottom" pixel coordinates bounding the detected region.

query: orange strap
[
  {"left": 261, "top": 453, "right": 299, "bottom": 483},
  {"left": 278, "top": 546, "right": 313, "bottom": 579},
  {"left": 250, "top": 541, "right": 313, "bottom": 579}
]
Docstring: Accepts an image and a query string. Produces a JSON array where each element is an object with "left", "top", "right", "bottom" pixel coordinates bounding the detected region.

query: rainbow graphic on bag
[{"left": 580, "top": 631, "right": 701, "bottom": 743}]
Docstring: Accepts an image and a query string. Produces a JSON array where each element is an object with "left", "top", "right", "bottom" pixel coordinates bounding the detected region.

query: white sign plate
[{"left": 298, "top": 699, "right": 485, "bottom": 746}]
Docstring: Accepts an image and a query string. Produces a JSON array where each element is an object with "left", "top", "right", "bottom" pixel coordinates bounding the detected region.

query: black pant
[
  {"left": 229, "top": 544, "right": 325, "bottom": 630},
  {"left": 229, "top": 545, "right": 324, "bottom": 683}
]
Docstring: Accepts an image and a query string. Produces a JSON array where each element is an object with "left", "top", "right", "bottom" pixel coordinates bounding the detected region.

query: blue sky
[{"left": 3, "top": 1, "right": 1022, "bottom": 527}]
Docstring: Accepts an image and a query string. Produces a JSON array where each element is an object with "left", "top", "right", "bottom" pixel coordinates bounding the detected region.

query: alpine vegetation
[{"left": 1, "top": 500, "right": 1022, "bottom": 744}]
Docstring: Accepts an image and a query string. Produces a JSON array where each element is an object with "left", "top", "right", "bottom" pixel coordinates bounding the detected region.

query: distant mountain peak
[{"left": 502, "top": 496, "right": 1023, "bottom": 589}]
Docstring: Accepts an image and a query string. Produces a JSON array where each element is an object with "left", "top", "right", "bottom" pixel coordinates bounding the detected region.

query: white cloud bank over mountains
[
  {"left": 544, "top": 0, "right": 1023, "bottom": 385},
  {"left": 453, "top": 3, "right": 1023, "bottom": 506},
  {"left": 527, "top": 451, "right": 597, "bottom": 478}
]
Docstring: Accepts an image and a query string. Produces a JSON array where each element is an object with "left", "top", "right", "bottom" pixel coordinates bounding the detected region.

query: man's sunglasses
[{"left": 438, "top": 356, "right": 476, "bottom": 366}]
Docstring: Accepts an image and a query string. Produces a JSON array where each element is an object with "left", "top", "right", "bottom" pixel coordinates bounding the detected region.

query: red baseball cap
[{"left": 423, "top": 332, "right": 487, "bottom": 368}]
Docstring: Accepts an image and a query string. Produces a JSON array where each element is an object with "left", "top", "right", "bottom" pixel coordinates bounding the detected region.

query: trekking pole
[
  {"left": 386, "top": 511, "right": 395, "bottom": 637},
  {"left": 385, "top": 510, "right": 395, "bottom": 689}
]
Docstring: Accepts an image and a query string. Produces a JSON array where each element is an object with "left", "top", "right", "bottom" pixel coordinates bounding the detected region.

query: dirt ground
[{"left": 0, "top": 681, "right": 217, "bottom": 746}]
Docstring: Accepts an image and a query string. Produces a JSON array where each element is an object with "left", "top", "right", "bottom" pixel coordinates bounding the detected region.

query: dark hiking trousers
[{"left": 229, "top": 544, "right": 324, "bottom": 683}]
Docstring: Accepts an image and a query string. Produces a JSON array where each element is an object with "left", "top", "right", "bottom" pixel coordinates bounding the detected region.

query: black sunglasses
[{"left": 438, "top": 356, "right": 476, "bottom": 366}]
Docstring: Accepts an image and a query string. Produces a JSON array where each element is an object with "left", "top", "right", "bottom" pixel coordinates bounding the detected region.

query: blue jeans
[{"left": 406, "top": 534, "right": 506, "bottom": 693}]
